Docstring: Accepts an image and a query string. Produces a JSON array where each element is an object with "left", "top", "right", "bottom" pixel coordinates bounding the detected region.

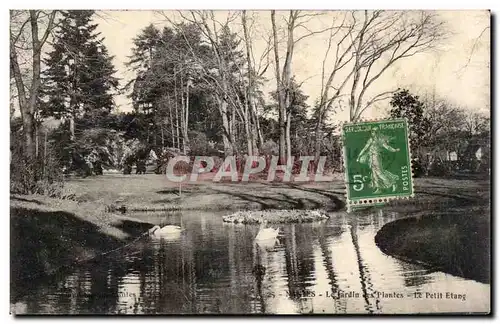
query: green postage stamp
[{"left": 342, "top": 118, "right": 414, "bottom": 210}]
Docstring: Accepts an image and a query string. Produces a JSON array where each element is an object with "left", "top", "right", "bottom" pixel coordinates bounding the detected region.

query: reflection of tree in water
[
  {"left": 116, "top": 272, "right": 141, "bottom": 314},
  {"left": 48, "top": 268, "right": 100, "bottom": 313},
  {"left": 84, "top": 262, "right": 122, "bottom": 313},
  {"left": 252, "top": 242, "right": 267, "bottom": 314},
  {"left": 132, "top": 243, "right": 157, "bottom": 313},
  {"left": 58, "top": 254, "right": 145, "bottom": 314},
  {"left": 40, "top": 271, "right": 88, "bottom": 313},
  {"left": 226, "top": 225, "right": 255, "bottom": 314},
  {"left": 25, "top": 251, "right": 146, "bottom": 314},
  {"left": 252, "top": 227, "right": 299, "bottom": 314},
  {"left": 349, "top": 216, "right": 380, "bottom": 314},
  {"left": 104, "top": 216, "right": 195, "bottom": 314},
  {"left": 317, "top": 224, "right": 346, "bottom": 313},
  {"left": 252, "top": 237, "right": 284, "bottom": 313},
  {"left": 193, "top": 223, "right": 231, "bottom": 313},
  {"left": 283, "top": 224, "right": 316, "bottom": 313},
  {"left": 155, "top": 239, "right": 194, "bottom": 313}
]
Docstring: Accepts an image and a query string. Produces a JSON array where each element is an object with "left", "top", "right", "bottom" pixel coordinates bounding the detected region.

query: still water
[{"left": 12, "top": 210, "right": 489, "bottom": 314}]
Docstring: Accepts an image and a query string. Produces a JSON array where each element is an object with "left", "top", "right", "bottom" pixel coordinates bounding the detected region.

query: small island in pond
[{"left": 222, "top": 209, "right": 329, "bottom": 224}]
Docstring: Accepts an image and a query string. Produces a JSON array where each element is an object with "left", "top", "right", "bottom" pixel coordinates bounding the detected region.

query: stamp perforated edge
[{"left": 339, "top": 117, "right": 415, "bottom": 212}]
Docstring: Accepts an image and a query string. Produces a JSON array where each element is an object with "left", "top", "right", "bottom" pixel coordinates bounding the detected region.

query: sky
[{"left": 94, "top": 10, "right": 490, "bottom": 122}]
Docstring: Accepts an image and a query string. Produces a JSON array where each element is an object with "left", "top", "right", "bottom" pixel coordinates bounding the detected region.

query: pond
[{"left": 11, "top": 209, "right": 489, "bottom": 314}]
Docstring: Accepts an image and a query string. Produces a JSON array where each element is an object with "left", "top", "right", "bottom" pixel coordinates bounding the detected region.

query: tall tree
[
  {"left": 10, "top": 10, "right": 57, "bottom": 160},
  {"left": 268, "top": 77, "right": 309, "bottom": 155},
  {"left": 271, "top": 10, "right": 335, "bottom": 163},
  {"left": 42, "top": 10, "right": 118, "bottom": 140},
  {"left": 270, "top": 10, "right": 288, "bottom": 163},
  {"left": 127, "top": 23, "right": 208, "bottom": 153},
  {"left": 348, "top": 11, "right": 444, "bottom": 122},
  {"left": 314, "top": 10, "right": 445, "bottom": 162},
  {"left": 161, "top": 11, "right": 253, "bottom": 156},
  {"left": 126, "top": 24, "right": 165, "bottom": 147},
  {"left": 241, "top": 10, "right": 270, "bottom": 155}
]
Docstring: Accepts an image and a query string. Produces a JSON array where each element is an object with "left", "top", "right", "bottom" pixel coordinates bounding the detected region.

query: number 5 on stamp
[{"left": 342, "top": 118, "right": 414, "bottom": 210}]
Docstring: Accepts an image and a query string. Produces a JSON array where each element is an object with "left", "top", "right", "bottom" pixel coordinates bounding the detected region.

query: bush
[
  {"left": 10, "top": 135, "right": 68, "bottom": 197},
  {"left": 428, "top": 160, "right": 454, "bottom": 177},
  {"left": 261, "top": 139, "right": 279, "bottom": 156},
  {"left": 187, "top": 131, "right": 221, "bottom": 156},
  {"left": 188, "top": 131, "right": 209, "bottom": 156}
]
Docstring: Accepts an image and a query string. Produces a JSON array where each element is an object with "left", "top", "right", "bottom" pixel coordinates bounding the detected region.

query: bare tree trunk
[
  {"left": 253, "top": 100, "right": 264, "bottom": 147},
  {"left": 43, "top": 130, "right": 47, "bottom": 178},
  {"left": 244, "top": 101, "right": 253, "bottom": 156},
  {"left": 282, "top": 11, "right": 295, "bottom": 162},
  {"left": 183, "top": 82, "right": 190, "bottom": 153},
  {"left": 11, "top": 29, "right": 31, "bottom": 158},
  {"left": 35, "top": 124, "right": 39, "bottom": 157},
  {"left": 11, "top": 10, "right": 56, "bottom": 161},
  {"left": 69, "top": 116, "right": 75, "bottom": 141},
  {"left": 230, "top": 103, "right": 237, "bottom": 154},
  {"left": 271, "top": 11, "right": 286, "bottom": 163},
  {"left": 349, "top": 58, "right": 362, "bottom": 121},
  {"left": 218, "top": 95, "right": 233, "bottom": 156},
  {"left": 168, "top": 96, "right": 175, "bottom": 148},
  {"left": 24, "top": 116, "right": 35, "bottom": 158},
  {"left": 271, "top": 10, "right": 297, "bottom": 163},
  {"left": 152, "top": 109, "right": 157, "bottom": 148},
  {"left": 251, "top": 109, "right": 261, "bottom": 153},
  {"left": 174, "top": 78, "right": 180, "bottom": 150},
  {"left": 242, "top": 11, "right": 260, "bottom": 155},
  {"left": 314, "top": 119, "right": 323, "bottom": 163},
  {"left": 180, "top": 74, "right": 186, "bottom": 153},
  {"left": 286, "top": 110, "right": 292, "bottom": 162},
  {"left": 161, "top": 126, "right": 165, "bottom": 147}
]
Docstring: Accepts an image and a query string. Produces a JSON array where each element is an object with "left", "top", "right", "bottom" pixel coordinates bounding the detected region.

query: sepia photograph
[{"left": 9, "top": 8, "right": 490, "bottom": 315}]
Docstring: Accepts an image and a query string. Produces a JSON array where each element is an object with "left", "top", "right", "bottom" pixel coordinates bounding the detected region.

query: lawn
[{"left": 61, "top": 173, "right": 489, "bottom": 212}]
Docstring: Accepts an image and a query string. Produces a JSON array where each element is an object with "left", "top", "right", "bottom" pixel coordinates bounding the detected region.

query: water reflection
[{"left": 12, "top": 209, "right": 489, "bottom": 314}]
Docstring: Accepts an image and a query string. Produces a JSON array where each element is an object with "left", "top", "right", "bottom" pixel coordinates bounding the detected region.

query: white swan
[
  {"left": 148, "top": 225, "right": 183, "bottom": 240},
  {"left": 255, "top": 221, "right": 280, "bottom": 242}
]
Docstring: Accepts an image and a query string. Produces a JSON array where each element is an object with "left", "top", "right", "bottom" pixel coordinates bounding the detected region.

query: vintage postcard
[{"left": 10, "top": 9, "right": 490, "bottom": 315}]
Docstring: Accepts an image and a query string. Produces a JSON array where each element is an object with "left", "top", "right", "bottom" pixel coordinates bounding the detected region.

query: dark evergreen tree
[
  {"left": 126, "top": 23, "right": 217, "bottom": 151},
  {"left": 389, "top": 89, "right": 431, "bottom": 151},
  {"left": 389, "top": 89, "right": 432, "bottom": 176},
  {"left": 126, "top": 24, "right": 162, "bottom": 114},
  {"left": 41, "top": 10, "right": 119, "bottom": 135}
]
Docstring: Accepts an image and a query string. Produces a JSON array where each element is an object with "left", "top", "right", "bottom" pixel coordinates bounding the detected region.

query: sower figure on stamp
[{"left": 357, "top": 127, "right": 400, "bottom": 194}]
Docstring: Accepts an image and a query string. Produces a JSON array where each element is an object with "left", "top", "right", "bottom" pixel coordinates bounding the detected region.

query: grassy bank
[
  {"left": 375, "top": 205, "right": 490, "bottom": 284},
  {"left": 10, "top": 194, "right": 154, "bottom": 296},
  {"left": 62, "top": 174, "right": 346, "bottom": 211},
  {"left": 61, "top": 174, "right": 488, "bottom": 213}
]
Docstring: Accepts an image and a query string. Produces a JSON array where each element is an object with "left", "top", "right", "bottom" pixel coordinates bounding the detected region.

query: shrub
[
  {"left": 428, "top": 160, "right": 454, "bottom": 177},
  {"left": 10, "top": 133, "right": 68, "bottom": 197},
  {"left": 261, "top": 139, "right": 279, "bottom": 156}
]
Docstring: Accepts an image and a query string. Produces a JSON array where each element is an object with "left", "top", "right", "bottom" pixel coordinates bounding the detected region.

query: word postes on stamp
[{"left": 342, "top": 118, "right": 414, "bottom": 210}]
